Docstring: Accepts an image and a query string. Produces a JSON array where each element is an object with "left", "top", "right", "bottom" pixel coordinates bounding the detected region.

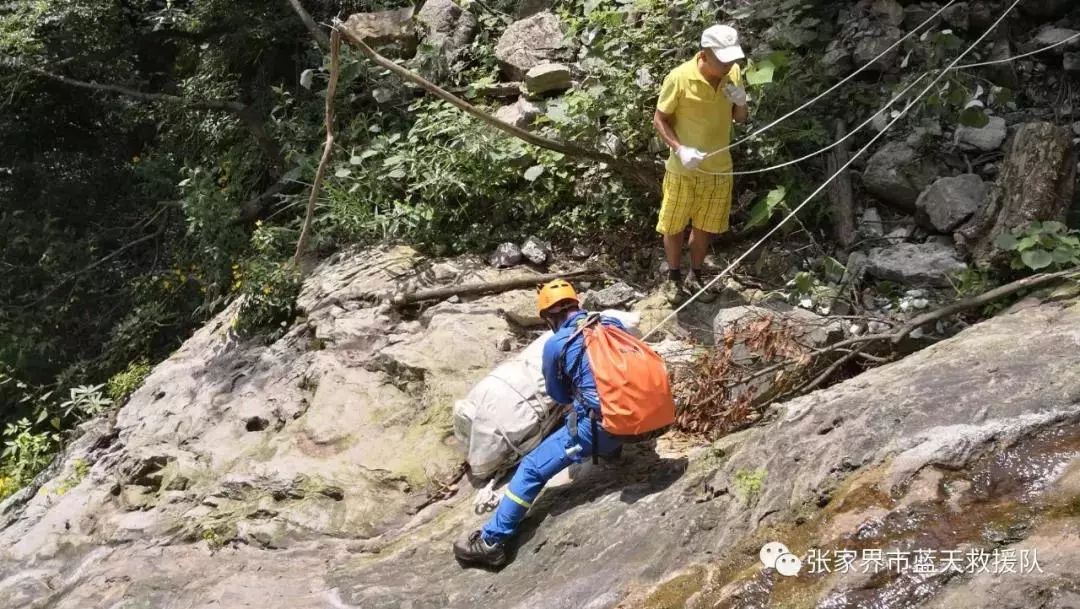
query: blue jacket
[{"left": 541, "top": 310, "right": 626, "bottom": 415}]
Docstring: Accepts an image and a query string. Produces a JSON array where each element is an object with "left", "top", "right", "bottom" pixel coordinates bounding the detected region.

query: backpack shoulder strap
[{"left": 556, "top": 313, "right": 602, "bottom": 386}]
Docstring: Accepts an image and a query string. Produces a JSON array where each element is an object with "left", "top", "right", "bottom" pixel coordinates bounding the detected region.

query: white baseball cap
[{"left": 701, "top": 25, "right": 745, "bottom": 63}]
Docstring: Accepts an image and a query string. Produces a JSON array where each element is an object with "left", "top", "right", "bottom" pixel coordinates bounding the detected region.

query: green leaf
[
  {"left": 1042, "top": 220, "right": 1066, "bottom": 234},
  {"left": 50, "top": 417, "right": 62, "bottom": 430},
  {"left": 795, "top": 272, "right": 813, "bottom": 294},
  {"left": 958, "top": 106, "right": 989, "bottom": 128},
  {"left": 745, "top": 59, "right": 775, "bottom": 86},
  {"left": 1052, "top": 247, "right": 1075, "bottom": 264},
  {"left": 994, "top": 232, "right": 1019, "bottom": 250},
  {"left": 35, "top": 408, "right": 48, "bottom": 425},
  {"left": 1021, "top": 249, "right": 1054, "bottom": 270},
  {"left": 1017, "top": 236, "right": 1038, "bottom": 251},
  {"left": 334, "top": 168, "right": 351, "bottom": 178},
  {"left": 745, "top": 186, "right": 786, "bottom": 229},
  {"left": 523, "top": 165, "right": 545, "bottom": 182}
]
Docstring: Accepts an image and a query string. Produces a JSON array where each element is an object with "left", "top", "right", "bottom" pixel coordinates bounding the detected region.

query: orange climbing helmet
[{"left": 537, "top": 279, "right": 579, "bottom": 315}]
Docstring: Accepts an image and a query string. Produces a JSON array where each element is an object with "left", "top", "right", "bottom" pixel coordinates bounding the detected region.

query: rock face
[
  {"left": 956, "top": 122, "right": 1077, "bottom": 262},
  {"left": 955, "top": 115, "right": 1007, "bottom": 151},
  {"left": 1027, "top": 27, "right": 1080, "bottom": 54},
  {"left": 916, "top": 174, "right": 989, "bottom": 233},
  {"left": 582, "top": 282, "right": 640, "bottom": 310},
  {"left": 863, "top": 142, "right": 939, "bottom": 212},
  {"left": 416, "top": 0, "right": 478, "bottom": 56},
  {"left": 865, "top": 241, "right": 968, "bottom": 287},
  {"left": 1020, "top": 0, "right": 1075, "bottom": 17},
  {"left": 3, "top": 275, "right": 1077, "bottom": 608},
  {"left": 495, "top": 12, "right": 565, "bottom": 81},
  {"left": 523, "top": 62, "right": 572, "bottom": 97},
  {"left": 838, "top": 0, "right": 906, "bottom": 72}
]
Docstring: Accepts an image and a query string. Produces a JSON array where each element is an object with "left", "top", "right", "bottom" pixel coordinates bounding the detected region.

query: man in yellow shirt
[{"left": 653, "top": 24, "right": 749, "bottom": 304}]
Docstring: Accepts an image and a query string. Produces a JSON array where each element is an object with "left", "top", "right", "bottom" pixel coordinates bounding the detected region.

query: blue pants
[{"left": 481, "top": 410, "right": 621, "bottom": 543}]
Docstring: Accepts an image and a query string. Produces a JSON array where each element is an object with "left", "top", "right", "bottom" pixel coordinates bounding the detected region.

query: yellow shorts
[{"left": 656, "top": 171, "right": 733, "bottom": 235}]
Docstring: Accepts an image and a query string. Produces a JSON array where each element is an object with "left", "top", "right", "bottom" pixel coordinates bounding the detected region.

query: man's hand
[
  {"left": 723, "top": 83, "right": 748, "bottom": 107},
  {"left": 676, "top": 145, "right": 707, "bottom": 170}
]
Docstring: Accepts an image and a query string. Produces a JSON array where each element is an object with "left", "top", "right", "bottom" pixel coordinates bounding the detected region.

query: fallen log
[{"left": 392, "top": 269, "right": 604, "bottom": 306}]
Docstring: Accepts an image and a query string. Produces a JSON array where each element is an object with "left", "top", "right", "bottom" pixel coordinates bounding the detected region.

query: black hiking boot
[
  {"left": 453, "top": 530, "right": 508, "bottom": 568},
  {"left": 684, "top": 271, "right": 717, "bottom": 304}
]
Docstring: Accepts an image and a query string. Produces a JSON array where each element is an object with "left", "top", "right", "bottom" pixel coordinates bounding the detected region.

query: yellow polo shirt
[{"left": 657, "top": 59, "right": 742, "bottom": 176}]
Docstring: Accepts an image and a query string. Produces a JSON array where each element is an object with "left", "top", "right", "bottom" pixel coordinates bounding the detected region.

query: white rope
[
  {"left": 699, "top": 0, "right": 957, "bottom": 161},
  {"left": 694, "top": 73, "right": 928, "bottom": 176},
  {"left": 641, "top": 0, "right": 1023, "bottom": 342},
  {"left": 692, "top": 32, "right": 1080, "bottom": 177},
  {"left": 954, "top": 32, "right": 1080, "bottom": 69}
]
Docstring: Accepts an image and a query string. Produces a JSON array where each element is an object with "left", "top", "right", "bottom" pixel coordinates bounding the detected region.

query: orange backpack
[{"left": 558, "top": 314, "right": 676, "bottom": 452}]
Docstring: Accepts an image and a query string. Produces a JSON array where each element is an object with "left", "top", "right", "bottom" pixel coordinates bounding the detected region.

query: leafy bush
[
  {"left": 995, "top": 221, "right": 1080, "bottom": 272},
  {"left": 232, "top": 259, "right": 302, "bottom": 337},
  {"left": 1, "top": 419, "right": 58, "bottom": 499},
  {"left": 108, "top": 361, "right": 153, "bottom": 403}
]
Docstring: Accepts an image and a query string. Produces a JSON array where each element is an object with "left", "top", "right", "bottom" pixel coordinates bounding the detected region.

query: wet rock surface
[{"left": 0, "top": 240, "right": 1076, "bottom": 608}]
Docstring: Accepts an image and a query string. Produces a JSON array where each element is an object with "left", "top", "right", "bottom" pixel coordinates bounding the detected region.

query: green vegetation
[
  {"left": 107, "top": 361, "right": 153, "bottom": 403},
  {"left": 734, "top": 467, "right": 768, "bottom": 502},
  {"left": 995, "top": 221, "right": 1080, "bottom": 272}
]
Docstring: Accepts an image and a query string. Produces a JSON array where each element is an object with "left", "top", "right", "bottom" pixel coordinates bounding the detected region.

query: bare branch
[
  {"left": 294, "top": 29, "right": 341, "bottom": 264},
  {"left": 285, "top": 0, "right": 330, "bottom": 49}
]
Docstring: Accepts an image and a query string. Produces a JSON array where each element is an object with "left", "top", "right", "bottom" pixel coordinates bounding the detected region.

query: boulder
[
  {"left": 865, "top": 241, "right": 968, "bottom": 287},
  {"left": 713, "top": 305, "right": 843, "bottom": 349},
  {"left": 489, "top": 242, "right": 522, "bottom": 267},
  {"left": 916, "top": 174, "right": 989, "bottom": 233},
  {"left": 955, "top": 115, "right": 1007, "bottom": 151},
  {"left": 862, "top": 142, "right": 939, "bottom": 212},
  {"left": 342, "top": 8, "right": 417, "bottom": 56},
  {"left": 941, "top": 1, "right": 969, "bottom": 29},
  {"left": 493, "top": 98, "right": 544, "bottom": 129},
  {"left": 956, "top": 122, "right": 1077, "bottom": 263},
  {"left": 520, "top": 236, "right": 551, "bottom": 265},
  {"left": 522, "top": 63, "right": 572, "bottom": 97},
  {"left": 494, "top": 12, "right": 565, "bottom": 81},
  {"left": 1026, "top": 27, "right": 1080, "bottom": 55},
  {"left": 582, "top": 282, "right": 640, "bottom": 310},
  {"left": 416, "top": 0, "right": 478, "bottom": 56}
]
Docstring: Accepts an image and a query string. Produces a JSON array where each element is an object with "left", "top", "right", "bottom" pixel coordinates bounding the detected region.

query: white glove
[
  {"left": 723, "top": 83, "right": 748, "bottom": 107},
  {"left": 676, "top": 145, "right": 707, "bottom": 170}
]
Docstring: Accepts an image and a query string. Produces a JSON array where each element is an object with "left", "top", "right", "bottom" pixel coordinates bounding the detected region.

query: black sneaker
[
  {"left": 453, "top": 530, "right": 508, "bottom": 568},
  {"left": 684, "top": 272, "right": 717, "bottom": 303},
  {"left": 662, "top": 279, "right": 686, "bottom": 306}
]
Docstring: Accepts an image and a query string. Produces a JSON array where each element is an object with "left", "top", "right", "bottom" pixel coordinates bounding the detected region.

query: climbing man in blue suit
[{"left": 453, "top": 279, "right": 624, "bottom": 568}]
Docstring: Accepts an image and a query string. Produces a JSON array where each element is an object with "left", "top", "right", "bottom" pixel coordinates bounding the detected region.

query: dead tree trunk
[{"left": 826, "top": 119, "right": 856, "bottom": 249}]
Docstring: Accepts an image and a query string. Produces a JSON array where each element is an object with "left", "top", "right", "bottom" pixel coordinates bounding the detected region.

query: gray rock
[
  {"left": 493, "top": 97, "right": 544, "bottom": 129},
  {"left": 1065, "top": 52, "right": 1080, "bottom": 73},
  {"left": 494, "top": 12, "right": 565, "bottom": 81},
  {"left": 916, "top": 174, "right": 989, "bottom": 232},
  {"left": 853, "top": 30, "right": 902, "bottom": 71},
  {"left": 489, "top": 242, "right": 522, "bottom": 267},
  {"left": 416, "top": 0, "right": 478, "bottom": 56},
  {"left": 955, "top": 115, "right": 1007, "bottom": 151},
  {"left": 582, "top": 282, "right": 639, "bottom": 310},
  {"left": 570, "top": 243, "right": 592, "bottom": 260},
  {"left": 1073, "top": 121, "right": 1080, "bottom": 137},
  {"left": 342, "top": 8, "right": 417, "bottom": 56},
  {"left": 865, "top": 241, "right": 968, "bottom": 287},
  {"left": 859, "top": 207, "right": 885, "bottom": 238},
  {"left": 1028, "top": 27, "right": 1080, "bottom": 55},
  {"left": 862, "top": 142, "right": 939, "bottom": 212},
  {"left": 822, "top": 39, "right": 853, "bottom": 74},
  {"left": 520, "top": 236, "right": 551, "bottom": 265},
  {"left": 522, "top": 63, "right": 571, "bottom": 97},
  {"left": 870, "top": 0, "right": 904, "bottom": 27},
  {"left": 956, "top": 122, "right": 1077, "bottom": 263}
]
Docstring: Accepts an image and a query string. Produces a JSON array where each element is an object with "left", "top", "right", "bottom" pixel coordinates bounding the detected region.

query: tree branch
[
  {"left": 285, "top": 0, "right": 330, "bottom": 50},
  {"left": 333, "top": 21, "right": 660, "bottom": 195},
  {"left": 294, "top": 29, "right": 341, "bottom": 264}
]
